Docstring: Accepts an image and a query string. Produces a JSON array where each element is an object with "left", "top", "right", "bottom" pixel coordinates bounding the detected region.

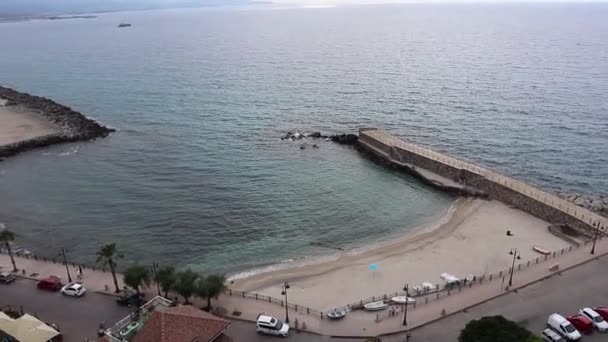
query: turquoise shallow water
[{"left": 0, "top": 4, "right": 606, "bottom": 273}]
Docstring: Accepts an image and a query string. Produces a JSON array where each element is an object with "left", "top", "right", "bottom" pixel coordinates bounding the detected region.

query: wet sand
[{"left": 232, "top": 198, "right": 572, "bottom": 310}]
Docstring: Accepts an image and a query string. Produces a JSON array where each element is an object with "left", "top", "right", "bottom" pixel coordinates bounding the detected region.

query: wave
[{"left": 42, "top": 145, "right": 80, "bottom": 157}]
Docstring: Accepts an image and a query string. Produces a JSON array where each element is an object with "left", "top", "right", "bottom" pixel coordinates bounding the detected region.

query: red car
[
  {"left": 567, "top": 314, "right": 594, "bottom": 335},
  {"left": 37, "top": 276, "right": 63, "bottom": 291},
  {"left": 594, "top": 307, "right": 608, "bottom": 321}
]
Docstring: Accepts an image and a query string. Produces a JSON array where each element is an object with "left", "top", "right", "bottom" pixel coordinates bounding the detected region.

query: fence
[{"left": 225, "top": 288, "right": 324, "bottom": 318}]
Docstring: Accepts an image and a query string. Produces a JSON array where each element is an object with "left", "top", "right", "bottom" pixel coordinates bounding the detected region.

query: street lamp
[
  {"left": 402, "top": 284, "right": 409, "bottom": 326},
  {"left": 508, "top": 249, "right": 521, "bottom": 287},
  {"left": 281, "top": 282, "right": 290, "bottom": 323},
  {"left": 59, "top": 247, "right": 72, "bottom": 283},
  {"left": 591, "top": 222, "right": 600, "bottom": 255}
]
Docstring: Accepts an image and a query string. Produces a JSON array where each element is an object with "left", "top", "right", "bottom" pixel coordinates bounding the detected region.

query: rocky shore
[
  {"left": 0, "top": 86, "right": 115, "bottom": 159},
  {"left": 281, "top": 131, "right": 359, "bottom": 145},
  {"left": 559, "top": 193, "right": 608, "bottom": 217}
]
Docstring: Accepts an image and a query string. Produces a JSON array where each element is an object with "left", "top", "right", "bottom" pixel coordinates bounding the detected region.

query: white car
[
  {"left": 61, "top": 282, "right": 86, "bottom": 297},
  {"left": 256, "top": 314, "right": 290, "bottom": 337},
  {"left": 579, "top": 307, "right": 608, "bottom": 332}
]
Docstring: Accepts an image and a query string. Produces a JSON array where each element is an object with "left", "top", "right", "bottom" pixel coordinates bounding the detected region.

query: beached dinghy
[
  {"left": 327, "top": 308, "right": 348, "bottom": 320},
  {"left": 364, "top": 301, "right": 388, "bottom": 311},
  {"left": 533, "top": 245, "right": 550, "bottom": 255},
  {"left": 391, "top": 296, "right": 416, "bottom": 304}
]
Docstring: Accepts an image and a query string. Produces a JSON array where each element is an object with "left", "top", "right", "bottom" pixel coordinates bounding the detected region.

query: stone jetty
[{"left": 0, "top": 86, "right": 115, "bottom": 158}]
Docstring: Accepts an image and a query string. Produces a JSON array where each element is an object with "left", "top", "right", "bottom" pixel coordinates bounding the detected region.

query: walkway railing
[{"left": 363, "top": 130, "right": 608, "bottom": 231}]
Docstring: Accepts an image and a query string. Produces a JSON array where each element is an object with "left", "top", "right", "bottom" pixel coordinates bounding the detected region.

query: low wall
[{"left": 358, "top": 128, "right": 608, "bottom": 233}]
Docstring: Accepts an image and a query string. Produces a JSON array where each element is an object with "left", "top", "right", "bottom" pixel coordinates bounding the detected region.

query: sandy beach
[
  {"left": 232, "top": 198, "right": 572, "bottom": 310},
  {"left": 0, "top": 104, "right": 60, "bottom": 146}
]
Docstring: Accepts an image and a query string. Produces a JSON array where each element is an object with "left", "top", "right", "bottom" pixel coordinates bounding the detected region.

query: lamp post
[
  {"left": 59, "top": 247, "right": 72, "bottom": 283},
  {"left": 152, "top": 262, "right": 161, "bottom": 296},
  {"left": 508, "top": 249, "right": 521, "bottom": 287},
  {"left": 591, "top": 222, "right": 600, "bottom": 255},
  {"left": 402, "top": 284, "right": 409, "bottom": 326},
  {"left": 281, "top": 282, "right": 290, "bottom": 323}
]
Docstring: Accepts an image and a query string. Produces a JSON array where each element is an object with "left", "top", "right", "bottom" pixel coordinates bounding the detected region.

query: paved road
[
  {"left": 227, "top": 320, "right": 362, "bottom": 342},
  {"left": 390, "top": 256, "right": 608, "bottom": 342},
  {"left": 0, "top": 277, "right": 130, "bottom": 342}
]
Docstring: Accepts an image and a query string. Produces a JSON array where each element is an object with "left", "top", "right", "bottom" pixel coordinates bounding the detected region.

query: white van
[
  {"left": 547, "top": 314, "right": 581, "bottom": 341},
  {"left": 256, "top": 314, "right": 290, "bottom": 337}
]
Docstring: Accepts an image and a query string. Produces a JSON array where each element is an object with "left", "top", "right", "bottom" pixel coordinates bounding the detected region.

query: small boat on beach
[
  {"left": 327, "top": 309, "right": 348, "bottom": 320},
  {"left": 533, "top": 245, "right": 551, "bottom": 255},
  {"left": 118, "top": 23, "right": 132, "bottom": 28},
  {"left": 364, "top": 301, "right": 388, "bottom": 311},
  {"left": 391, "top": 296, "right": 416, "bottom": 305}
]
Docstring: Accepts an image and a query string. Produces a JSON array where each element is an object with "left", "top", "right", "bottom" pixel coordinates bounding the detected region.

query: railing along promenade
[{"left": 362, "top": 129, "right": 607, "bottom": 232}]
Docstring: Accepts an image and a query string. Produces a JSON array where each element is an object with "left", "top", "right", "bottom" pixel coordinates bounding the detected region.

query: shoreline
[
  {"left": 0, "top": 86, "right": 115, "bottom": 159},
  {"left": 230, "top": 197, "right": 471, "bottom": 290},
  {"left": 227, "top": 198, "right": 460, "bottom": 282}
]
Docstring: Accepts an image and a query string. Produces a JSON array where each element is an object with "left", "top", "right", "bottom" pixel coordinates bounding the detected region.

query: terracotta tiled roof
[{"left": 133, "top": 306, "right": 231, "bottom": 342}]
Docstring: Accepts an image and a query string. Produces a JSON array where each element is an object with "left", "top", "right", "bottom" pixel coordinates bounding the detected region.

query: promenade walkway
[
  {"left": 362, "top": 129, "right": 608, "bottom": 232},
  {"left": 2, "top": 237, "right": 607, "bottom": 338}
]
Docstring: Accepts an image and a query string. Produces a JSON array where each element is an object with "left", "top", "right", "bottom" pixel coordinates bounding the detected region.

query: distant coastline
[{"left": 0, "top": 86, "right": 114, "bottom": 159}]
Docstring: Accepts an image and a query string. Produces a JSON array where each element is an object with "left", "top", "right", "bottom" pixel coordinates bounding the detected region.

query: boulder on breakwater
[
  {"left": 0, "top": 86, "right": 115, "bottom": 158},
  {"left": 280, "top": 131, "right": 358, "bottom": 145},
  {"left": 559, "top": 192, "right": 608, "bottom": 217}
]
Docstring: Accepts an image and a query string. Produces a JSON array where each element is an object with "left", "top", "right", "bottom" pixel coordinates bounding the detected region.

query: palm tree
[
  {"left": 172, "top": 268, "right": 198, "bottom": 304},
  {"left": 155, "top": 265, "right": 176, "bottom": 298},
  {"left": 123, "top": 264, "right": 151, "bottom": 295},
  {"left": 203, "top": 274, "right": 226, "bottom": 311},
  {"left": 0, "top": 229, "right": 18, "bottom": 272},
  {"left": 96, "top": 243, "right": 123, "bottom": 293}
]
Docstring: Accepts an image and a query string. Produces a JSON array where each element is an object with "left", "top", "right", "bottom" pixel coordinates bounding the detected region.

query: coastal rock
[
  {"left": 330, "top": 133, "right": 359, "bottom": 145},
  {"left": 0, "top": 86, "right": 115, "bottom": 158},
  {"left": 308, "top": 132, "right": 322, "bottom": 138},
  {"left": 560, "top": 192, "right": 608, "bottom": 217}
]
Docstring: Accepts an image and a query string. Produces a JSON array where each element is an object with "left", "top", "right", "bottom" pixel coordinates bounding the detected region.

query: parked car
[
  {"left": 116, "top": 290, "right": 145, "bottom": 307},
  {"left": 567, "top": 314, "right": 593, "bottom": 335},
  {"left": 541, "top": 328, "right": 566, "bottom": 342},
  {"left": 0, "top": 272, "right": 15, "bottom": 284},
  {"left": 61, "top": 282, "right": 86, "bottom": 297},
  {"left": 593, "top": 306, "right": 608, "bottom": 321},
  {"left": 579, "top": 307, "right": 608, "bottom": 332},
  {"left": 547, "top": 313, "right": 581, "bottom": 341},
  {"left": 256, "top": 314, "right": 290, "bottom": 337},
  {"left": 37, "top": 276, "right": 63, "bottom": 291}
]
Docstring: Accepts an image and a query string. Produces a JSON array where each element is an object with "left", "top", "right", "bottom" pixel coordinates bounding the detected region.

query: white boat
[
  {"left": 364, "top": 301, "right": 388, "bottom": 311},
  {"left": 421, "top": 282, "right": 436, "bottom": 291},
  {"left": 391, "top": 296, "right": 416, "bottom": 304},
  {"left": 327, "top": 309, "right": 348, "bottom": 320},
  {"left": 440, "top": 272, "right": 460, "bottom": 284},
  {"left": 533, "top": 245, "right": 550, "bottom": 255}
]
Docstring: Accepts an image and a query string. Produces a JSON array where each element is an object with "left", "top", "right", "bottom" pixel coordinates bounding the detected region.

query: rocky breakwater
[
  {"left": 559, "top": 193, "right": 608, "bottom": 217},
  {"left": 281, "top": 131, "right": 359, "bottom": 145},
  {"left": 0, "top": 86, "right": 115, "bottom": 158}
]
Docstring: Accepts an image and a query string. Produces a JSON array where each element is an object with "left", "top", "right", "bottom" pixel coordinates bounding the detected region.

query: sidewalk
[{"left": 1, "top": 238, "right": 606, "bottom": 338}]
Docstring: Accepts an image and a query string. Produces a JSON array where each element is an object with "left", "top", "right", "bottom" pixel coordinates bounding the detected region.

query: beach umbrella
[{"left": 368, "top": 263, "right": 379, "bottom": 271}]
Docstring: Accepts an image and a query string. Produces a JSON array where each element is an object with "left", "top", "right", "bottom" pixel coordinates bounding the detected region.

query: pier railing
[{"left": 364, "top": 130, "right": 608, "bottom": 232}]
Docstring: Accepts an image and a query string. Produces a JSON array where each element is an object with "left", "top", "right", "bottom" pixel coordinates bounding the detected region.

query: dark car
[
  {"left": 567, "top": 314, "right": 593, "bottom": 335},
  {"left": 115, "top": 290, "right": 145, "bottom": 307},
  {"left": 37, "top": 276, "right": 63, "bottom": 291}
]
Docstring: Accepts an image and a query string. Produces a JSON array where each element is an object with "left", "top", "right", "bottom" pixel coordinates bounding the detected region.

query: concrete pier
[{"left": 358, "top": 128, "right": 608, "bottom": 233}]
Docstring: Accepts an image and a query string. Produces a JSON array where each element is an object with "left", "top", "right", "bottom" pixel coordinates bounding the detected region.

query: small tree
[
  {"left": 0, "top": 229, "right": 18, "bottom": 272},
  {"left": 459, "top": 316, "right": 538, "bottom": 342},
  {"left": 172, "top": 268, "right": 198, "bottom": 304},
  {"left": 123, "top": 264, "right": 151, "bottom": 295},
  {"left": 155, "top": 265, "right": 176, "bottom": 298},
  {"left": 96, "top": 243, "right": 123, "bottom": 293},
  {"left": 204, "top": 274, "right": 226, "bottom": 311}
]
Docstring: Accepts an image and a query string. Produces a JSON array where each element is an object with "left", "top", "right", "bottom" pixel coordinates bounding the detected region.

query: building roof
[{"left": 133, "top": 306, "right": 231, "bottom": 342}]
